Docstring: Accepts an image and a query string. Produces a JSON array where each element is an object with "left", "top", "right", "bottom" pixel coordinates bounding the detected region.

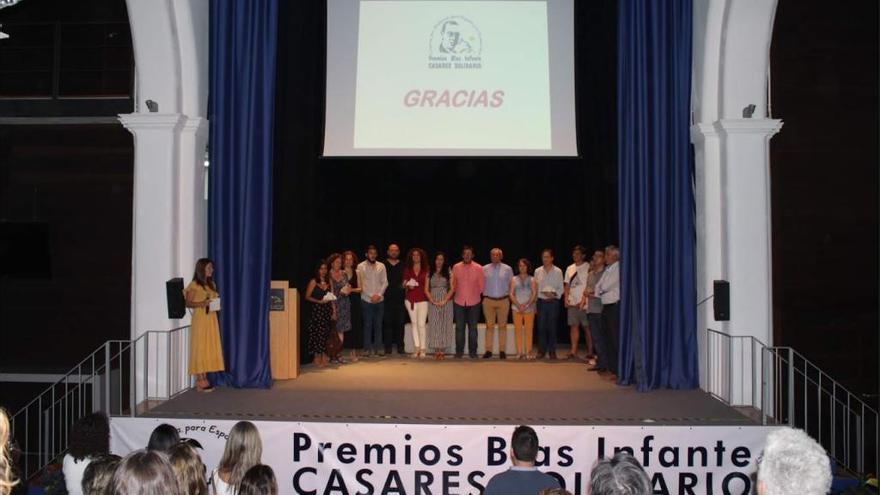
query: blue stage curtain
[
  {"left": 617, "top": 0, "right": 699, "bottom": 391},
  {"left": 207, "top": 0, "right": 278, "bottom": 388}
]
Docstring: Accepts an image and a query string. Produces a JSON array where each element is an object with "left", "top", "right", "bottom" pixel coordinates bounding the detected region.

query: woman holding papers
[
  {"left": 328, "top": 253, "right": 353, "bottom": 364},
  {"left": 403, "top": 248, "right": 430, "bottom": 359},
  {"left": 533, "top": 249, "right": 564, "bottom": 360},
  {"left": 184, "top": 258, "right": 225, "bottom": 392},
  {"left": 305, "top": 259, "right": 336, "bottom": 367}
]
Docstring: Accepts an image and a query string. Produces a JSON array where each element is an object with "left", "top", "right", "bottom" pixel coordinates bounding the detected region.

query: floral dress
[{"left": 331, "top": 271, "right": 352, "bottom": 333}]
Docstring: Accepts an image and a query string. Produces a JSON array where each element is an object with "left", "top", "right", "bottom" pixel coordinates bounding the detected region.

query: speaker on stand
[
  {"left": 166, "top": 277, "right": 186, "bottom": 319},
  {"left": 713, "top": 280, "right": 730, "bottom": 321}
]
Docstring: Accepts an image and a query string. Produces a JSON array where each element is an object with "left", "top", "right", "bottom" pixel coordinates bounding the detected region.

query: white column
[
  {"left": 123, "top": 0, "right": 209, "bottom": 404},
  {"left": 177, "top": 117, "right": 209, "bottom": 279},
  {"left": 691, "top": 123, "right": 726, "bottom": 391},
  {"left": 694, "top": 118, "right": 782, "bottom": 406},
  {"left": 719, "top": 118, "right": 783, "bottom": 344},
  {"left": 119, "top": 113, "right": 186, "bottom": 401}
]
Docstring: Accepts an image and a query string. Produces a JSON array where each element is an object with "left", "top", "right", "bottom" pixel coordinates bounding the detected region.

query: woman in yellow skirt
[{"left": 185, "top": 258, "right": 225, "bottom": 392}]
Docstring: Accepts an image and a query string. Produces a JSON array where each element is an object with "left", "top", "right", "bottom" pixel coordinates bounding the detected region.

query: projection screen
[{"left": 324, "top": 0, "right": 577, "bottom": 157}]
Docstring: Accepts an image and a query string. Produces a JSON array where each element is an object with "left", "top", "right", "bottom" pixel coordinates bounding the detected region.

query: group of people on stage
[{"left": 304, "top": 244, "right": 621, "bottom": 378}]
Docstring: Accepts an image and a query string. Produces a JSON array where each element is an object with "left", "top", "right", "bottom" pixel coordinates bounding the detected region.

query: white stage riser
[{"left": 111, "top": 418, "right": 776, "bottom": 495}]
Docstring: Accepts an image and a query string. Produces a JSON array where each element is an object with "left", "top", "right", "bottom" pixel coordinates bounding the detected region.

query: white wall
[
  {"left": 692, "top": 0, "right": 782, "bottom": 405},
  {"left": 121, "top": 0, "right": 210, "bottom": 400},
  {"left": 120, "top": 0, "right": 785, "bottom": 403}
]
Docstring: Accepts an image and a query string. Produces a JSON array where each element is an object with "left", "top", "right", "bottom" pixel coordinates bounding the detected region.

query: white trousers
[{"left": 406, "top": 301, "right": 429, "bottom": 350}]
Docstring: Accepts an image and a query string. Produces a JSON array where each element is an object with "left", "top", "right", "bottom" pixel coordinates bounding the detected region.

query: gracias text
[{"left": 403, "top": 89, "right": 505, "bottom": 108}]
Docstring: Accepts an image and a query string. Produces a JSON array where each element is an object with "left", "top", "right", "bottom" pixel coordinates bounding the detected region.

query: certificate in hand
[
  {"left": 405, "top": 278, "right": 419, "bottom": 288},
  {"left": 208, "top": 298, "right": 222, "bottom": 312}
]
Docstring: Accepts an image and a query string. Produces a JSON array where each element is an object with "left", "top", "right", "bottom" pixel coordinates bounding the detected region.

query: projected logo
[{"left": 428, "top": 16, "right": 482, "bottom": 69}]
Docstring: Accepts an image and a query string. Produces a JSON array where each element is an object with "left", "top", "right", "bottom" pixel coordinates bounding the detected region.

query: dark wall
[
  {"left": 0, "top": 125, "right": 133, "bottom": 379},
  {"left": 272, "top": 0, "right": 619, "bottom": 291},
  {"left": 770, "top": 0, "right": 879, "bottom": 399},
  {"left": 0, "top": 1, "right": 134, "bottom": 415}
]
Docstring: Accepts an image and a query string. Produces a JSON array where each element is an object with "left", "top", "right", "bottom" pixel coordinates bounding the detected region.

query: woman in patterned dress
[
  {"left": 425, "top": 252, "right": 455, "bottom": 360},
  {"left": 328, "top": 253, "right": 352, "bottom": 364},
  {"left": 305, "top": 260, "right": 335, "bottom": 367}
]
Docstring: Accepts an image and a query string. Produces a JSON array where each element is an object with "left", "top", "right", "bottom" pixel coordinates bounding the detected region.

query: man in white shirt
[
  {"left": 533, "top": 249, "right": 563, "bottom": 359},
  {"left": 357, "top": 245, "right": 388, "bottom": 356},
  {"left": 482, "top": 248, "right": 514, "bottom": 359},
  {"left": 564, "top": 245, "right": 592, "bottom": 361},
  {"left": 592, "top": 245, "right": 620, "bottom": 377}
]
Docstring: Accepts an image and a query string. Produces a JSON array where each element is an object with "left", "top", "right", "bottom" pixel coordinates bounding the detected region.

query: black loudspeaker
[
  {"left": 713, "top": 280, "right": 730, "bottom": 321},
  {"left": 166, "top": 277, "right": 186, "bottom": 319}
]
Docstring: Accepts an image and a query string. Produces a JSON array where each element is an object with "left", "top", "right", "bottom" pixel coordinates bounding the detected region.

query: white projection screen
[{"left": 324, "top": 0, "right": 577, "bottom": 157}]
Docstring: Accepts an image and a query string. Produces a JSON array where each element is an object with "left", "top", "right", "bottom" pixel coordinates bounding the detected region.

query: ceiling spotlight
[{"left": 0, "top": 0, "right": 25, "bottom": 10}]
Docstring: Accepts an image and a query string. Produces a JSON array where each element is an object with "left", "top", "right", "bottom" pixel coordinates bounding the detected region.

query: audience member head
[
  {"left": 489, "top": 248, "right": 503, "bottom": 264},
  {"left": 365, "top": 245, "right": 378, "bottom": 263},
  {"left": 0, "top": 408, "right": 18, "bottom": 495},
  {"left": 217, "top": 421, "right": 262, "bottom": 489},
  {"left": 517, "top": 258, "right": 532, "bottom": 275},
  {"left": 604, "top": 245, "right": 620, "bottom": 264},
  {"left": 81, "top": 454, "right": 121, "bottom": 495},
  {"left": 387, "top": 244, "right": 400, "bottom": 260},
  {"left": 326, "top": 253, "right": 342, "bottom": 272},
  {"left": 343, "top": 250, "right": 358, "bottom": 269},
  {"left": 239, "top": 465, "right": 277, "bottom": 495},
  {"left": 70, "top": 413, "right": 110, "bottom": 461},
  {"left": 406, "top": 248, "right": 429, "bottom": 272},
  {"left": 168, "top": 443, "right": 207, "bottom": 495},
  {"left": 756, "top": 427, "right": 831, "bottom": 495},
  {"left": 461, "top": 245, "right": 474, "bottom": 263},
  {"left": 433, "top": 252, "right": 448, "bottom": 275},
  {"left": 109, "top": 450, "right": 180, "bottom": 495},
  {"left": 146, "top": 424, "right": 180, "bottom": 453},
  {"left": 509, "top": 426, "right": 540, "bottom": 466},
  {"left": 313, "top": 260, "right": 328, "bottom": 284},
  {"left": 572, "top": 245, "right": 586, "bottom": 263},
  {"left": 192, "top": 258, "right": 216, "bottom": 290},
  {"left": 589, "top": 451, "right": 651, "bottom": 495},
  {"left": 540, "top": 490, "right": 573, "bottom": 495},
  {"left": 541, "top": 249, "right": 554, "bottom": 266}
]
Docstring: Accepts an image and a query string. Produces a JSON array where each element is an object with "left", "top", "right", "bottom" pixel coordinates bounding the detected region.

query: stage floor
[{"left": 145, "top": 357, "right": 755, "bottom": 426}]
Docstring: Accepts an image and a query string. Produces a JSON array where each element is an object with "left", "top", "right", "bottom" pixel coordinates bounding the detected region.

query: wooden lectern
[{"left": 268, "top": 281, "right": 300, "bottom": 379}]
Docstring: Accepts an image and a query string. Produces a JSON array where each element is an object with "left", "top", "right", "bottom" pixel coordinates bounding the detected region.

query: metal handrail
[
  {"left": 8, "top": 326, "right": 191, "bottom": 479},
  {"left": 705, "top": 328, "right": 879, "bottom": 479}
]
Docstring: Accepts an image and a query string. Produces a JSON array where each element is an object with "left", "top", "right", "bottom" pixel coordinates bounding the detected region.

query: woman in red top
[{"left": 403, "top": 247, "right": 429, "bottom": 359}]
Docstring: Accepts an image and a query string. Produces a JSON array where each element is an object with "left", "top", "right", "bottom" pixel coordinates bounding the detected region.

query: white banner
[{"left": 111, "top": 418, "right": 776, "bottom": 495}]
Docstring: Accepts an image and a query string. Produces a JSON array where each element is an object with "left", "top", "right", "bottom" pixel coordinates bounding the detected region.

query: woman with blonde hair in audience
[
  {"left": 109, "top": 450, "right": 180, "bottom": 495},
  {"left": 168, "top": 443, "right": 207, "bottom": 495},
  {"left": 0, "top": 408, "right": 18, "bottom": 495},
  {"left": 211, "top": 421, "right": 262, "bottom": 495},
  {"left": 239, "top": 465, "right": 277, "bottom": 495}
]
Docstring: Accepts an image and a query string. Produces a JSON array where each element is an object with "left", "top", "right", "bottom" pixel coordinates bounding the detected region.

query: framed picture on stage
[{"left": 269, "top": 288, "right": 285, "bottom": 311}]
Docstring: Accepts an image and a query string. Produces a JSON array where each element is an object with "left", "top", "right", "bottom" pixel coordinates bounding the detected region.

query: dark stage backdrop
[{"left": 273, "top": 1, "right": 618, "bottom": 309}]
